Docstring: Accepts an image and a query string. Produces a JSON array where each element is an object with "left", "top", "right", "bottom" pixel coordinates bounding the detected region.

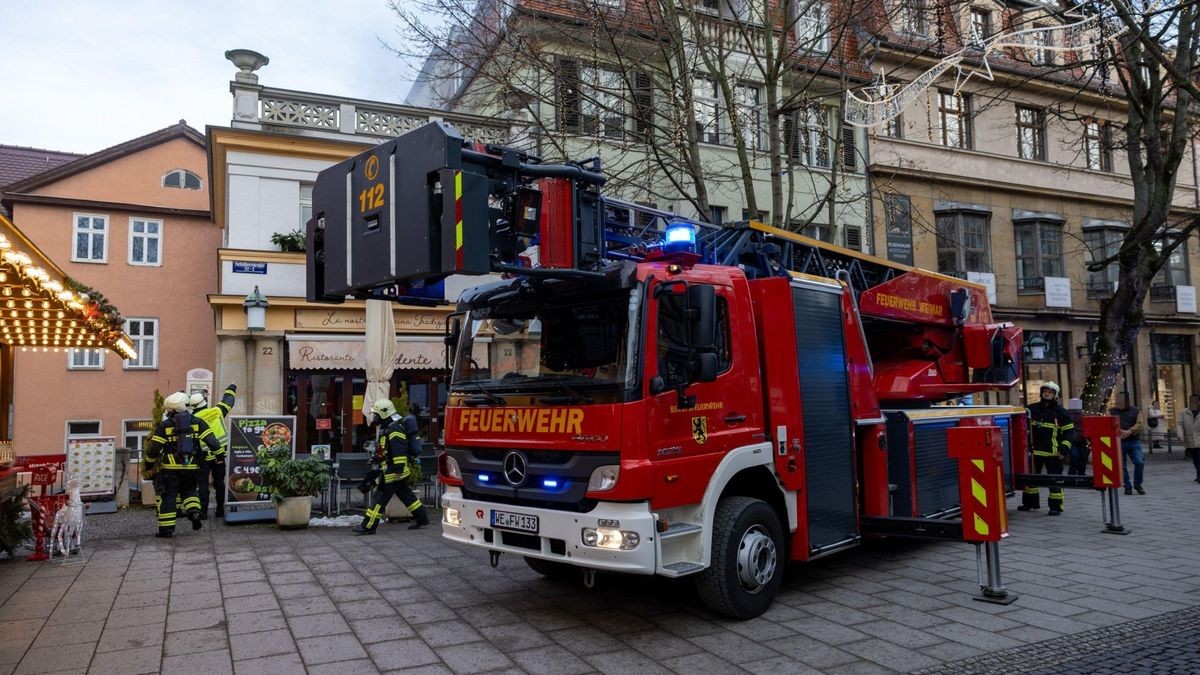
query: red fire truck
[{"left": 307, "top": 122, "right": 1025, "bottom": 618}]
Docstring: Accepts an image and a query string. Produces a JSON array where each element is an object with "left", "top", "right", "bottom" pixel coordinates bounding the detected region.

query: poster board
[
  {"left": 66, "top": 437, "right": 116, "bottom": 497},
  {"left": 224, "top": 416, "right": 296, "bottom": 524}
]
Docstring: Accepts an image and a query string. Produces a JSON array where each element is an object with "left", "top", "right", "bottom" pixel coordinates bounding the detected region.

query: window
[
  {"left": 938, "top": 91, "right": 972, "bottom": 149},
  {"left": 1022, "top": 331, "right": 1071, "bottom": 406},
  {"left": 935, "top": 209, "right": 991, "bottom": 276},
  {"left": 1029, "top": 24, "right": 1052, "bottom": 65},
  {"left": 1083, "top": 226, "right": 1124, "bottom": 296},
  {"left": 123, "top": 420, "right": 155, "bottom": 455},
  {"left": 790, "top": 104, "right": 831, "bottom": 168},
  {"left": 300, "top": 183, "right": 314, "bottom": 229},
  {"left": 72, "top": 213, "right": 107, "bottom": 263},
  {"left": 801, "top": 223, "right": 831, "bottom": 241},
  {"left": 709, "top": 205, "right": 728, "bottom": 226},
  {"left": 581, "top": 66, "right": 626, "bottom": 139},
  {"left": 128, "top": 218, "right": 162, "bottom": 266},
  {"left": 162, "top": 169, "right": 202, "bottom": 190},
  {"left": 1153, "top": 234, "right": 1189, "bottom": 287},
  {"left": 733, "top": 84, "right": 764, "bottom": 150},
  {"left": 125, "top": 318, "right": 158, "bottom": 369},
  {"left": 969, "top": 8, "right": 992, "bottom": 42},
  {"left": 694, "top": 76, "right": 721, "bottom": 144},
  {"left": 741, "top": 209, "right": 768, "bottom": 223},
  {"left": 66, "top": 420, "right": 101, "bottom": 437},
  {"left": 1016, "top": 106, "right": 1046, "bottom": 161},
  {"left": 1014, "top": 219, "right": 1064, "bottom": 292},
  {"left": 657, "top": 291, "right": 731, "bottom": 389},
  {"left": 697, "top": 0, "right": 749, "bottom": 20},
  {"left": 898, "top": 0, "right": 928, "bottom": 34},
  {"left": 67, "top": 348, "right": 104, "bottom": 370},
  {"left": 1084, "top": 120, "right": 1113, "bottom": 172},
  {"left": 794, "top": 1, "right": 831, "bottom": 52},
  {"left": 884, "top": 113, "right": 904, "bottom": 139}
]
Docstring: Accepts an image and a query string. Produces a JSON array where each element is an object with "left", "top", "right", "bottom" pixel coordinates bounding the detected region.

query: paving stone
[
  {"left": 288, "top": 612, "right": 351, "bottom": 639},
  {"left": 619, "top": 629, "right": 697, "bottom": 661},
  {"left": 163, "top": 626, "right": 229, "bottom": 656},
  {"left": 479, "top": 622, "right": 553, "bottom": 652},
  {"left": 221, "top": 582, "right": 272, "bottom": 599},
  {"left": 221, "top": 570, "right": 267, "bottom": 585},
  {"left": 226, "top": 609, "right": 288, "bottom": 635},
  {"left": 840, "top": 638, "right": 940, "bottom": 671},
  {"left": 166, "top": 606, "right": 225, "bottom": 633},
  {"left": 223, "top": 593, "right": 280, "bottom": 616},
  {"left": 547, "top": 626, "right": 625, "bottom": 656},
  {"left": 416, "top": 620, "right": 483, "bottom": 648},
  {"left": 350, "top": 617, "right": 416, "bottom": 644},
  {"left": 366, "top": 638, "right": 441, "bottom": 670},
  {"left": 45, "top": 603, "right": 113, "bottom": 626},
  {"left": 96, "top": 623, "right": 164, "bottom": 653},
  {"left": 307, "top": 658, "right": 380, "bottom": 675},
  {"left": 160, "top": 648, "right": 234, "bottom": 674},
  {"left": 338, "top": 599, "right": 398, "bottom": 621},
  {"left": 13, "top": 642, "right": 95, "bottom": 674},
  {"left": 87, "top": 644, "right": 162, "bottom": 674},
  {"left": 582, "top": 650, "right": 672, "bottom": 675},
  {"left": 280, "top": 595, "right": 337, "bottom": 618},
  {"left": 228, "top": 628, "right": 295, "bottom": 661},
  {"left": 662, "top": 651, "right": 746, "bottom": 674},
  {"left": 742, "top": 655, "right": 826, "bottom": 675},
  {"left": 402, "top": 601, "right": 458, "bottom": 625},
  {"left": 770, "top": 636, "right": 859, "bottom": 670},
  {"left": 507, "top": 645, "right": 593, "bottom": 675},
  {"left": 104, "top": 604, "right": 168, "bottom": 629},
  {"left": 270, "top": 583, "right": 318, "bottom": 600},
  {"left": 28, "top": 619, "right": 103, "bottom": 649},
  {"left": 296, "top": 633, "right": 368, "bottom": 666},
  {"left": 853, "top": 619, "right": 945, "bottom": 649},
  {"left": 233, "top": 652, "right": 306, "bottom": 675},
  {"left": 783, "top": 616, "right": 871, "bottom": 645},
  {"left": 172, "top": 580, "right": 221, "bottom": 597}
]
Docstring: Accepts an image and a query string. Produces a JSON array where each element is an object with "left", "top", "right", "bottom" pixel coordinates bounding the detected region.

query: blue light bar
[
  {"left": 542, "top": 478, "right": 559, "bottom": 489},
  {"left": 478, "top": 474, "right": 491, "bottom": 483},
  {"left": 665, "top": 223, "right": 697, "bottom": 246}
]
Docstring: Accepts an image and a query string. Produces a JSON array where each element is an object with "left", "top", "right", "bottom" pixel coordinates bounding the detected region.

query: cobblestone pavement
[{"left": 0, "top": 456, "right": 1197, "bottom": 674}]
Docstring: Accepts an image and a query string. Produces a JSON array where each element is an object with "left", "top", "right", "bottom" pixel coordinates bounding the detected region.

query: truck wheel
[
  {"left": 695, "top": 496, "right": 784, "bottom": 619},
  {"left": 523, "top": 556, "right": 575, "bottom": 581}
]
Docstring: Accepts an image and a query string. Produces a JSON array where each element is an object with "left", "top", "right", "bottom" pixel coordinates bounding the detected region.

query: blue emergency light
[{"left": 663, "top": 222, "right": 697, "bottom": 253}]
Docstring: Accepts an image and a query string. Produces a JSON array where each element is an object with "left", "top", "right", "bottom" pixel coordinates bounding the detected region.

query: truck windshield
[{"left": 452, "top": 284, "right": 642, "bottom": 393}]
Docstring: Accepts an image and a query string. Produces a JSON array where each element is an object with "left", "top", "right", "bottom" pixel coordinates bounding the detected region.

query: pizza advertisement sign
[{"left": 225, "top": 416, "right": 296, "bottom": 520}]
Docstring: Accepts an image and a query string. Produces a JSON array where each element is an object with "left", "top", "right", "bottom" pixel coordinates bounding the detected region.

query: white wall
[
  {"left": 220, "top": 259, "right": 307, "bottom": 297},
  {"left": 225, "top": 151, "right": 332, "bottom": 250}
]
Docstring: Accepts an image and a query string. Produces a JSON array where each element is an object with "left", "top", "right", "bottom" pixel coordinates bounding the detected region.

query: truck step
[
  {"left": 658, "top": 523, "right": 702, "bottom": 539},
  {"left": 659, "top": 561, "right": 706, "bottom": 577}
]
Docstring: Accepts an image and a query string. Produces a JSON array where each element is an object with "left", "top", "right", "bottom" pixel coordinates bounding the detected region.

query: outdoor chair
[{"left": 333, "top": 453, "right": 371, "bottom": 515}]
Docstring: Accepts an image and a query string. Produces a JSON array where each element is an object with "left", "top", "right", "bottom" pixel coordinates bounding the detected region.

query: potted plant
[
  {"left": 270, "top": 229, "right": 306, "bottom": 253},
  {"left": 256, "top": 443, "right": 331, "bottom": 529}
]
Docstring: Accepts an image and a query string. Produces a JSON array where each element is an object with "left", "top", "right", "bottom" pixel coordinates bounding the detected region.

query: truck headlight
[
  {"left": 443, "top": 455, "right": 461, "bottom": 480},
  {"left": 587, "top": 465, "right": 619, "bottom": 492},
  {"left": 581, "top": 527, "right": 639, "bottom": 550}
]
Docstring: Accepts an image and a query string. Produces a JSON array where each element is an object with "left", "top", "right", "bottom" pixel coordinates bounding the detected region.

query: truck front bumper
[{"left": 440, "top": 487, "right": 657, "bottom": 574}]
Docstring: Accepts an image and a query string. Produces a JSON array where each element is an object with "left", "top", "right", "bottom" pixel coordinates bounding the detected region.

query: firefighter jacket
[
  {"left": 143, "top": 412, "right": 220, "bottom": 474},
  {"left": 1027, "top": 400, "right": 1074, "bottom": 457},
  {"left": 1177, "top": 408, "right": 1200, "bottom": 448},
  {"left": 195, "top": 386, "right": 237, "bottom": 462},
  {"left": 374, "top": 416, "right": 411, "bottom": 484}
]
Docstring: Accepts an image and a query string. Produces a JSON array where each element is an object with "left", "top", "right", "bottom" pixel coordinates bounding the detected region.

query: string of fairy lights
[{"left": 0, "top": 233, "right": 136, "bottom": 359}]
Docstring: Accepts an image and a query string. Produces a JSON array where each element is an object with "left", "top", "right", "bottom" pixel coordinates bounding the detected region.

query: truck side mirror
[
  {"left": 444, "top": 313, "right": 464, "bottom": 372},
  {"left": 693, "top": 352, "right": 718, "bottom": 383},
  {"left": 688, "top": 284, "right": 716, "bottom": 350}
]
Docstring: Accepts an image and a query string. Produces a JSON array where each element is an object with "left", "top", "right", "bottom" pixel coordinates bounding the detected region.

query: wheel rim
[{"left": 735, "top": 524, "right": 777, "bottom": 594}]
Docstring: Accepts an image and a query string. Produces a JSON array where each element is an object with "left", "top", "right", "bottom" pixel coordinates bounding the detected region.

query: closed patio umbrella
[{"left": 362, "top": 299, "right": 397, "bottom": 424}]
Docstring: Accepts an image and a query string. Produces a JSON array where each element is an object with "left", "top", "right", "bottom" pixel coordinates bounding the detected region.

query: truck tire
[
  {"left": 695, "top": 496, "right": 784, "bottom": 619},
  {"left": 523, "top": 556, "right": 575, "bottom": 581}
]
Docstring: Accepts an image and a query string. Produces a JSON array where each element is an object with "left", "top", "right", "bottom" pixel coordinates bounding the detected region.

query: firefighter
[
  {"left": 191, "top": 384, "right": 237, "bottom": 520},
  {"left": 1021, "top": 382, "right": 1073, "bottom": 515},
  {"left": 353, "top": 399, "right": 430, "bottom": 535},
  {"left": 142, "top": 392, "right": 220, "bottom": 538}
]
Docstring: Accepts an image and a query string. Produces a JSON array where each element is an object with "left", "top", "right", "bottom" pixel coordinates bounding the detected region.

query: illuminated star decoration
[{"left": 845, "top": 1, "right": 1151, "bottom": 129}]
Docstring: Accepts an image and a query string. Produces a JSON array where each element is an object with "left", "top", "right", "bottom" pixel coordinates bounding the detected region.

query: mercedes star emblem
[{"left": 503, "top": 451, "right": 527, "bottom": 487}]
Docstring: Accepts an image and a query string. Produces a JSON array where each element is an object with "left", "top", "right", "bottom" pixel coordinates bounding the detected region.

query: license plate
[{"left": 491, "top": 510, "right": 539, "bottom": 533}]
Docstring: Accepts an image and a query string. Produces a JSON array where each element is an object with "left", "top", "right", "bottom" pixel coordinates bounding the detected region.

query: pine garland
[{"left": 64, "top": 277, "right": 124, "bottom": 331}]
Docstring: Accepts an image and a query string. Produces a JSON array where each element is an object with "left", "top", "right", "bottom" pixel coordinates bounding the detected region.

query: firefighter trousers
[
  {"left": 1022, "top": 454, "right": 1065, "bottom": 512},
  {"left": 360, "top": 479, "right": 428, "bottom": 532},
  {"left": 156, "top": 470, "right": 200, "bottom": 534},
  {"left": 197, "top": 459, "right": 225, "bottom": 514}
]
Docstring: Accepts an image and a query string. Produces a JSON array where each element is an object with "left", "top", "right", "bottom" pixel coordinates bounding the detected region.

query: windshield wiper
[
  {"left": 539, "top": 378, "right": 595, "bottom": 405},
  {"left": 459, "top": 380, "right": 506, "bottom": 407}
]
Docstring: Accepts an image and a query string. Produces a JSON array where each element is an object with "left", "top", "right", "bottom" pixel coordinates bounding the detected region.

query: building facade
[
  {"left": 864, "top": 1, "right": 1200, "bottom": 422},
  {"left": 208, "top": 54, "right": 517, "bottom": 455},
  {"left": 0, "top": 123, "right": 218, "bottom": 455}
]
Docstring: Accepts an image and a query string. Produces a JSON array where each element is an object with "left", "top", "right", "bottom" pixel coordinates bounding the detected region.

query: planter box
[
  {"left": 140, "top": 480, "right": 156, "bottom": 506},
  {"left": 385, "top": 494, "right": 413, "bottom": 520},
  {"left": 276, "top": 496, "right": 313, "bottom": 529}
]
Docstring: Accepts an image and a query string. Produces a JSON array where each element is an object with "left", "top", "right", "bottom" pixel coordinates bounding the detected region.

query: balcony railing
[
  {"left": 696, "top": 14, "right": 767, "bottom": 54},
  {"left": 1150, "top": 284, "right": 1178, "bottom": 302}
]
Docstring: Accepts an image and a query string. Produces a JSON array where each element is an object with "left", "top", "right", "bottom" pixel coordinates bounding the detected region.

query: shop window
[
  {"left": 129, "top": 218, "right": 162, "bottom": 266},
  {"left": 124, "top": 318, "right": 158, "bottom": 370},
  {"left": 1153, "top": 333, "right": 1193, "bottom": 427},
  {"left": 67, "top": 348, "right": 104, "bottom": 370},
  {"left": 1022, "top": 331, "right": 1071, "bottom": 405},
  {"left": 1014, "top": 218, "right": 1064, "bottom": 292},
  {"left": 72, "top": 213, "right": 107, "bottom": 263},
  {"left": 935, "top": 208, "right": 991, "bottom": 277}
]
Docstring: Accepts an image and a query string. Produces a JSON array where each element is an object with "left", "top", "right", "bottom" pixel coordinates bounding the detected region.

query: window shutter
[
  {"left": 783, "top": 114, "right": 800, "bottom": 160},
  {"left": 841, "top": 125, "right": 857, "bottom": 172},
  {"left": 844, "top": 225, "right": 863, "bottom": 251},
  {"left": 633, "top": 70, "right": 653, "bottom": 140},
  {"left": 556, "top": 58, "right": 581, "bottom": 133}
]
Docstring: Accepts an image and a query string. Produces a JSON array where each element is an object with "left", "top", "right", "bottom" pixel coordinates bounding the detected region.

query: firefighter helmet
[
  {"left": 1040, "top": 382, "right": 1061, "bottom": 398},
  {"left": 164, "top": 392, "right": 190, "bottom": 412},
  {"left": 189, "top": 393, "right": 207, "bottom": 410},
  {"left": 370, "top": 399, "right": 396, "bottom": 419}
]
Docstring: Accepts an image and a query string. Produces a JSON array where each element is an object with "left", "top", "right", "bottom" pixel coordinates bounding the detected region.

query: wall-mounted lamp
[{"left": 243, "top": 286, "right": 269, "bottom": 332}]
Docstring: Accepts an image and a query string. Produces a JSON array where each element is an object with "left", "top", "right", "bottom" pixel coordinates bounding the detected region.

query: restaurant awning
[{"left": 0, "top": 213, "right": 135, "bottom": 358}]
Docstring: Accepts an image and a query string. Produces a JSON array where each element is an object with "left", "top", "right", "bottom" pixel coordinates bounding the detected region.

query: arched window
[{"left": 162, "top": 169, "right": 202, "bottom": 190}]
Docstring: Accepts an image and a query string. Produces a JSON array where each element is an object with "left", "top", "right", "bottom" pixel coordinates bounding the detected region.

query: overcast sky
[{"left": 0, "top": 1, "right": 431, "bottom": 153}]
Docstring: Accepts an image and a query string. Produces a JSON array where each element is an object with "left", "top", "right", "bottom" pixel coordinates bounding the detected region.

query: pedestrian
[
  {"left": 191, "top": 383, "right": 238, "bottom": 520},
  {"left": 142, "top": 392, "right": 221, "bottom": 538},
  {"left": 1175, "top": 393, "right": 1200, "bottom": 483},
  {"left": 1148, "top": 398, "right": 1165, "bottom": 449},
  {"left": 1110, "top": 391, "right": 1146, "bottom": 495},
  {"left": 353, "top": 399, "right": 430, "bottom": 535},
  {"left": 1021, "top": 382, "right": 1072, "bottom": 515},
  {"left": 1066, "top": 397, "right": 1088, "bottom": 476}
]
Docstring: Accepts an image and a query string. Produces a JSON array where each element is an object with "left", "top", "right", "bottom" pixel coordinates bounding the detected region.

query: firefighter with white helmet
[
  {"left": 142, "top": 392, "right": 220, "bottom": 537},
  {"left": 1021, "top": 381, "right": 1073, "bottom": 515},
  {"left": 353, "top": 398, "right": 430, "bottom": 535},
  {"left": 191, "top": 384, "right": 238, "bottom": 520}
]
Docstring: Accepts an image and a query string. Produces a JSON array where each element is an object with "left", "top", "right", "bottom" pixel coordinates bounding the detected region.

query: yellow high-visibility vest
[{"left": 196, "top": 406, "right": 228, "bottom": 446}]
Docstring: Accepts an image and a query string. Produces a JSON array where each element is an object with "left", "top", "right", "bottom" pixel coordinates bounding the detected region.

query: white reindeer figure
[{"left": 50, "top": 476, "right": 85, "bottom": 562}]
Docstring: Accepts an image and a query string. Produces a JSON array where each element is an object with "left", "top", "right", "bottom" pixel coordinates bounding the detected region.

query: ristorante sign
[
  {"left": 294, "top": 308, "right": 448, "bottom": 334},
  {"left": 287, "top": 339, "right": 444, "bottom": 371}
]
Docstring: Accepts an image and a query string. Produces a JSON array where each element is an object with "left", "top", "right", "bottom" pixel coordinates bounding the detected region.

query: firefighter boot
[
  {"left": 1048, "top": 489, "right": 1064, "bottom": 516},
  {"left": 188, "top": 510, "right": 203, "bottom": 531},
  {"left": 156, "top": 528, "right": 174, "bottom": 539},
  {"left": 408, "top": 504, "right": 431, "bottom": 530},
  {"left": 1018, "top": 488, "right": 1041, "bottom": 511}
]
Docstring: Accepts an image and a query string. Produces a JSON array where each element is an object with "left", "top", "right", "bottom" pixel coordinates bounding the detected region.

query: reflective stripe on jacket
[
  {"left": 1027, "top": 401, "right": 1074, "bottom": 457},
  {"left": 378, "top": 418, "right": 410, "bottom": 482}
]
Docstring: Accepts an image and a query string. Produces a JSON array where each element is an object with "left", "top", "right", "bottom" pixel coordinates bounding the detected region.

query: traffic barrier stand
[
  {"left": 948, "top": 425, "right": 1018, "bottom": 605},
  {"left": 1083, "top": 414, "right": 1129, "bottom": 535}
]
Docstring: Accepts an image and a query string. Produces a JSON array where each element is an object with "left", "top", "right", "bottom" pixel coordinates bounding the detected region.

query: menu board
[
  {"left": 66, "top": 437, "right": 116, "bottom": 496},
  {"left": 225, "top": 416, "right": 296, "bottom": 514}
]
